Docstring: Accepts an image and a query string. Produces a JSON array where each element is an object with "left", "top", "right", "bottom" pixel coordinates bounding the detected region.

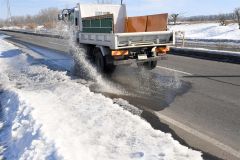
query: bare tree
[
  {"left": 36, "top": 8, "right": 59, "bottom": 27},
  {"left": 179, "top": 13, "right": 235, "bottom": 23},
  {"left": 35, "top": 8, "right": 60, "bottom": 30},
  {"left": 171, "top": 14, "right": 179, "bottom": 25},
  {"left": 0, "top": 7, "right": 60, "bottom": 29},
  {"left": 0, "top": 20, "right": 4, "bottom": 28},
  {"left": 235, "top": 8, "right": 240, "bottom": 29},
  {"left": 218, "top": 14, "right": 227, "bottom": 26}
]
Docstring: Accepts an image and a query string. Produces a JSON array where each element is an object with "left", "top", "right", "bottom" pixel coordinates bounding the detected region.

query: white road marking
[
  {"left": 25, "top": 37, "right": 34, "bottom": 40},
  {"left": 48, "top": 41, "right": 66, "bottom": 46},
  {"left": 157, "top": 66, "right": 193, "bottom": 75},
  {"left": 155, "top": 112, "right": 240, "bottom": 160}
]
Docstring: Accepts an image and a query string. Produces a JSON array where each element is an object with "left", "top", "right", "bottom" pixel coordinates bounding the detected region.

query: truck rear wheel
[
  {"left": 94, "top": 48, "right": 116, "bottom": 74},
  {"left": 94, "top": 49, "right": 105, "bottom": 73},
  {"left": 138, "top": 60, "right": 158, "bottom": 70}
]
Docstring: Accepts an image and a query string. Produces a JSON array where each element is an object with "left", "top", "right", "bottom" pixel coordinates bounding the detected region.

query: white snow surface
[
  {"left": 0, "top": 36, "right": 203, "bottom": 160},
  {"left": 169, "top": 23, "right": 240, "bottom": 40}
]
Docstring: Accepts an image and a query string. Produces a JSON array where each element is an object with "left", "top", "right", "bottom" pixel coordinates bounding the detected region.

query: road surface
[{"left": 1, "top": 31, "right": 240, "bottom": 160}]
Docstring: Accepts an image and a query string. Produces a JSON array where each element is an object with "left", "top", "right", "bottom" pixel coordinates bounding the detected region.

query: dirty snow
[
  {"left": 169, "top": 23, "right": 240, "bottom": 40},
  {"left": 0, "top": 35, "right": 203, "bottom": 160}
]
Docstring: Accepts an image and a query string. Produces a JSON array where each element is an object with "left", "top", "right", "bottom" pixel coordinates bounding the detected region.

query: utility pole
[{"left": 6, "top": 0, "right": 12, "bottom": 22}]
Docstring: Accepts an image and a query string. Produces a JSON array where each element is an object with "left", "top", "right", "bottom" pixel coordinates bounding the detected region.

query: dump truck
[{"left": 58, "top": 3, "right": 175, "bottom": 73}]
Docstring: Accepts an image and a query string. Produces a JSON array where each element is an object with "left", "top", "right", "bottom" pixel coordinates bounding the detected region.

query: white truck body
[
  {"left": 79, "top": 31, "right": 175, "bottom": 50},
  {"left": 74, "top": 3, "right": 175, "bottom": 49},
  {"left": 59, "top": 3, "right": 175, "bottom": 72}
]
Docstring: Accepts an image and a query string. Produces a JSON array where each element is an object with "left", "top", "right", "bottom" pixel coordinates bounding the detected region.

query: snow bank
[
  {"left": 169, "top": 23, "right": 240, "bottom": 40},
  {"left": 0, "top": 36, "right": 203, "bottom": 160},
  {"left": 2, "top": 26, "right": 22, "bottom": 30}
]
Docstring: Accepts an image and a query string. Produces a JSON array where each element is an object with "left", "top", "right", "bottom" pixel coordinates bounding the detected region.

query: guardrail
[
  {"left": 170, "top": 47, "right": 240, "bottom": 64},
  {"left": 0, "top": 29, "right": 65, "bottom": 39}
]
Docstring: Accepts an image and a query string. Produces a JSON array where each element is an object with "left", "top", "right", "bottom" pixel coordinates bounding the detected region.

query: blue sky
[{"left": 0, "top": 0, "right": 240, "bottom": 19}]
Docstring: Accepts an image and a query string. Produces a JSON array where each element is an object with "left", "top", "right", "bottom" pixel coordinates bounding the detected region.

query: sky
[{"left": 0, "top": 0, "right": 240, "bottom": 19}]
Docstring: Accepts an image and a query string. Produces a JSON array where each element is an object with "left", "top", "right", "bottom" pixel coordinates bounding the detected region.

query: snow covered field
[
  {"left": 3, "top": 22, "right": 240, "bottom": 42},
  {"left": 169, "top": 23, "right": 240, "bottom": 40},
  {"left": 0, "top": 35, "right": 203, "bottom": 160}
]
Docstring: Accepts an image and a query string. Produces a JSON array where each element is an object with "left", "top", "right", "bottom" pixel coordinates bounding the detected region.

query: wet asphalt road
[{"left": 1, "top": 31, "right": 240, "bottom": 160}]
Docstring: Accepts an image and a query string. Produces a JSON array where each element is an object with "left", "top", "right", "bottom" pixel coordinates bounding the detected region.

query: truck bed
[{"left": 78, "top": 31, "right": 175, "bottom": 50}]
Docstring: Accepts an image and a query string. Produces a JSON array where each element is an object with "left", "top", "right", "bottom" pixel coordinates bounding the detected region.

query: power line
[
  {"left": 96, "top": 0, "right": 124, "bottom": 5},
  {"left": 6, "top": 0, "right": 12, "bottom": 22},
  {"left": 97, "top": 0, "right": 112, "bottom": 4}
]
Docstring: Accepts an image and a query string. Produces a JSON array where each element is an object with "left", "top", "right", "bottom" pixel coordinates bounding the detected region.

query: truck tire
[
  {"left": 94, "top": 48, "right": 116, "bottom": 74},
  {"left": 148, "top": 60, "right": 158, "bottom": 69},
  {"left": 94, "top": 49, "right": 105, "bottom": 73},
  {"left": 138, "top": 60, "right": 158, "bottom": 70}
]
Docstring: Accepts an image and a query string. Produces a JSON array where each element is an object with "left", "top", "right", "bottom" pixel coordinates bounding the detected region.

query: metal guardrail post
[{"left": 175, "top": 31, "right": 185, "bottom": 48}]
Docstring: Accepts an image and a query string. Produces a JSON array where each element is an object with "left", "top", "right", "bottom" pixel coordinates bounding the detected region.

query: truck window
[{"left": 95, "top": 11, "right": 110, "bottom": 16}]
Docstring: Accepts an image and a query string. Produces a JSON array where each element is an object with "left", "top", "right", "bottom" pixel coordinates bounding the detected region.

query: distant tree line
[
  {"left": 0, "top": 8, "right": 59, "bottom": 29},
  {"left": 1, "top": 6, "right": 240, "bottom": 30},
  {"left": 235, "top": 8, "right": 240, "bottom": 29},
  {"left": 169, "top": 7, "right": 240, "bottom": 29},
  {"left": 179, "top": 13, "right": 235, "bottom": 22}
]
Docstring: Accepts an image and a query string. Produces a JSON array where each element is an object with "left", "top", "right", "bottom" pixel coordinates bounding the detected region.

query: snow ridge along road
[{"left": 0, "top": 36, "right": 203, "bottom": 159}]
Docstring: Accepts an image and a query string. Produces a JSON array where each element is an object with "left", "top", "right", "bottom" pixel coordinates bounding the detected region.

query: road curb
[
  {"left": 154, "top": 111, "right": 240, "bottom": 160},
  {"left": 170, "top": 47, "right": 240, "bottom": 64}
]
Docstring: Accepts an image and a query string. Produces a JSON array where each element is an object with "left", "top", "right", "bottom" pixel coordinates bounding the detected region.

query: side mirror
[{"left": 58, "top": 14, "right": 63, "bottom": 21}]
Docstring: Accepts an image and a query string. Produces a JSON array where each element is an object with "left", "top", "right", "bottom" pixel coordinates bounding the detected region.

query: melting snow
[{"left": 169, "top": 23, "right": 240, "bottom": 40}]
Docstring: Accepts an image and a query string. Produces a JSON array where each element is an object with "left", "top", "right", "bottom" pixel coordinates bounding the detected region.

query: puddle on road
[
  {"left": 9, "top": 40, "right": 191, "bottom": 112},
  {"left": 90, "top": 66, "right": 192, "bottom": 111}
]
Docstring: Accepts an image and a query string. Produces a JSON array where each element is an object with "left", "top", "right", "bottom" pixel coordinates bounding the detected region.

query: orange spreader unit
[
  {"left": 125, "top": 16, "right": 148, "bottom": 32},
  {"left": 146, "top": 14, "right": 168, "bottom": 32},
  {"left": 125, "top": 13, "right": 168, "bottom": 33}
]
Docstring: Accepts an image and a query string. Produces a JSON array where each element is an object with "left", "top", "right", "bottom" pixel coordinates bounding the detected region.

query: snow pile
[
  {"left": 2, "top": 26, "right": 22, "bottom": 30},
  {"left": 113, "top": 98, "right": 142, "bottom": 116},
  {"left": 0, "top": 36, "right": 203, "bottom": 159},
  {"left": 0, "top": 90, "right": 59, "bottom": 160},
  {"left": 36, "top": 25, "right": 45, "bottom": 30},
  {"left": 169, "top": 23, "right": 240, "bottom": 40}
]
